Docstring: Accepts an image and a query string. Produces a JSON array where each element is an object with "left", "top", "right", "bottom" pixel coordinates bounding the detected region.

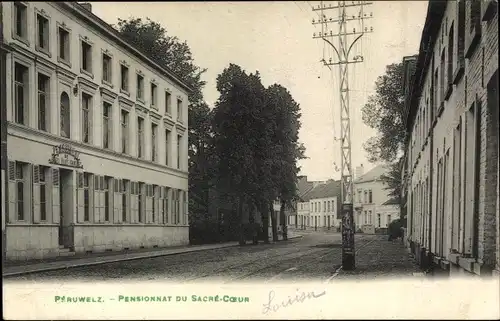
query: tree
[
  {"left": 265, "top": 85, "right": 305, "bottom": 241},
  {"left": 212, "top": 64, "right": 270, "bottom": 245},
  {"left": 379, "top": 159, "right": 402, "bottom": 203},
  {"left": 361, "top": 62, "right": 405, "bottom": 164},
  {"left": 361, "top": 62, "right": 405, "bottom": 201}
]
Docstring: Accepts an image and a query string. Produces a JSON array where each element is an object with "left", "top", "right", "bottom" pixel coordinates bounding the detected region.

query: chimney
[
  {"left": 79, "top": 2, "right": 92, "bottom": 12},
  {"left": 355, "top": 164, "right": 364, "bottom": 179}
]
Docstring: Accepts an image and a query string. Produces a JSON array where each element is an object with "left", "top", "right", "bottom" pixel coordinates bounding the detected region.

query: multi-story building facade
[
  {"left": 296, "top": 180, "right": 341, "bottom": 231},
  {"left": 353, "top": 164, "right": 401, "bottom": 234},
  {"left": 2, "top": 2, "right": 191, "bottom": 261},
  {"left": 403, "top": 0, "right": 498, "bottom": 276}
]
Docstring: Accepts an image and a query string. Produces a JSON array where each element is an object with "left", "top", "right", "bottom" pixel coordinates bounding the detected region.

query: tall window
[
  {"left": 368, "top": 211, "right": 372, "bottom": 224},
  {"left": 14, "top": 2, "right": 27, "bottom": 40},
  {"left": 120, "top": 110, "right": 129, "bottom": 154},
  {"left": 368, "top": 190, "right": 373, "bottom": 203},
  {"left": 37, "top": 73, "right": 49, "bottom": 131},
  {"left": 440, "top": 50, "right": 446, "bottom": 103},
  {"left": 177, "top": 135, "right": 181, "bottom": 169},
  {"left": 104, "top": 177, "right": 110, "bottom": 222},
  {"left": 138, "top": 183, "right": 145, "bottom": 223},
  {"left": 120, "top": 64, "right": 129, "bottom": 92},
  {"left": 151, "top": 123, "right": 158, "bottom": 162},
  {"left": 165, "top": 129, "right": 171, "bottom": 166},
  {"left": 83, "top": 173, "right": 90, "bottom": 222},
  {"left": 377, "top": 213, "right": 381, "bottom": 228},
  {"left": 137, "top": 117, "right": 144, "bottom": 158},
  {"left": 14, "top": 63, "right": 28, "bottom": 125},
  {"left": 165, "top": 91, "right": 171, "bottom": 115},
  {"left": 81, "top": 40, "right": 93, "bottom": 73},
  {"left": 448, "top": 23, "right": 454, "bottom": 86},
  {"left": 36, "top": 14, "right": 49, "bottom": 52},
  {"left": 60, "top": 92, "right": 71, "bottom": 138},
  {"left": 9, "top": 162, "right": 26, "bottom": 221},
  {"left": 102, "top": 102, "right": 111, "bottom": 149},
  {"left": 434, "top": 69, "right": 439, "bottom": 112},
  {"left": 58, "top": 27, "right": 70, "bottom": 62},
  {"left": 81, "top": 93, "right": 92, "bottom": 143},
  {"left": 39, "top": 166, "right": 48, "bottom": 221},
  {"left": 151, "top": 83, "right": 157, "bottom": 109},
  {"left": 102, "top": 53, "right": 112, "bottom": 83},
  {"left": 363, "top": 191, "right": 367, "bottom": 203},
  {"left": 121, "top": 180, "right": 127, "bottom": 222},
  {"left": 137, "top": 74, "right": 144, "bottom": 100},
  {"left": 177, "top": 99, "right": 183, "bottom": 122},
  {"left": 387, "top": 214, "right": 392, "bottom": 226}
]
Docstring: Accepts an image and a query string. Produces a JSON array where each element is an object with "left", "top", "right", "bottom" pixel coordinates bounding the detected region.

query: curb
[
  {"left": 3, "top": 235, "right": 304, "bottom": 277},
  {"left": 2, "top": 242, "right": 239, "bottom": 277}
]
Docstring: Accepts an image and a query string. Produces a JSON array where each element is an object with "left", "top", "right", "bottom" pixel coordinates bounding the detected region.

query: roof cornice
[{"left": 56, "top": 2, "right": 194, "bottom": 94}]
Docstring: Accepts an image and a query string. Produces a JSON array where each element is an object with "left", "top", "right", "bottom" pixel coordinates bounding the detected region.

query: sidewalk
[
  {"left": 2, "top": 233, "right": 303, "bottom": 277},
  {"left": 334, "top": 235, "right": 423, "bottom": 280}
]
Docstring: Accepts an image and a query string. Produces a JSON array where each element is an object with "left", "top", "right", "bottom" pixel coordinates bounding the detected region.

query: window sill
[
  {"left": 119, "top": 88, "right": 130, "bottom": 97},
  {"left": 35, "top": 45, "right": 51, "bottom": 58},
  {"left": 80, "top": 68, "right": 94, "bottom": 79},
  {"left": 13, "top": 34, "right": 30, "bottom": 47},
  {"left": 150, "top": 105, "right": 158, "bottom": 111},
  {"left": 444, "top": 83, "right": 453, "bottom": 101},
  {"left": 101, "top": 79, "right": 113, "bottom": 89},
  {"left": 136, "top": 98, "right": 146, "bottom": 105},
  {"left": 57, "top": 57, "right": 72, "bottom": 69}
]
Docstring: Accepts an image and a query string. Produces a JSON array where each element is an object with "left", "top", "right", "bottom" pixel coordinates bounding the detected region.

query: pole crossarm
[
  {"left": 312, "top": 16, "right": 373, "bottom": 25},
  {"left": 313, "top": 30, "right": 373, "bottom": 39},
  {"left": 311, "top": 1, "right": 373, "bottom": 11}
]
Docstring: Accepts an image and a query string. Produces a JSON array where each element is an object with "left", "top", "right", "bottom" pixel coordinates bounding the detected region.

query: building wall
[
  {"left": 306, "top": 197, "right": 339, "bottom": 229},
  {"left": 406, "top": 0, "right": 498, "bottom": 276},
  {"left": 2, "top": 2, "right": 190, "bottom": 261},
  {"left": 353, "top": 179, "right": 400, "bottom": 231}
]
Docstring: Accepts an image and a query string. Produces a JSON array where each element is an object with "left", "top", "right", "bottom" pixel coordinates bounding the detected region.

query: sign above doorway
[{"left": 49, "top": 144, "right": 83, "bottom": 169}]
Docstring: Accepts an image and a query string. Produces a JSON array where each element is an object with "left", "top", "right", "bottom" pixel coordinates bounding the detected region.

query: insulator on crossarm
[
  {"left": 370, "top": 26, "right": 373, "bottom": 32},
  {"left": 329, "top": 58, "right": 332, "bottom": 63},
  {"left": 370, "top": 12, "right": 373, "bottom": 17},
  {"left": 353, "top": 28, "right": 356, "bottom": 33},
  {"left": 319, "top": 32, "right": 322, "bottom": 36},
  {"left": 313, "top": 32, "right": 316, "bottom": 37},
  {"left": 312, "top": 18, "right": 315, "bottom": 23},
  {"left": 365, "top": 27, "right": 368, "bottom": 31}
]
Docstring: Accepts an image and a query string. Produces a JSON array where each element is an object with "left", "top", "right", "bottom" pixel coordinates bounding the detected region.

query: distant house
[
  {"left": 353, "top": 164, "right": 401, "bottom": 234},
  {"left": 296, "top": 179, "right": 342, "bottom": 230}
]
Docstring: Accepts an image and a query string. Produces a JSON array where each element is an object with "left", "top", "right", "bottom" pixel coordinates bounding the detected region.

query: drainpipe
[{"left": 0, "top": 2, "right": 8, "bottom": 264}]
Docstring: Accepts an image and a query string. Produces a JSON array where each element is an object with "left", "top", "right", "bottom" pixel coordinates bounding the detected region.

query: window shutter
[
  {"left": 76, "top": 173, "right": 85, "bottom": 223},
  {"left": 51, "top": 168, "right": 61, "bottom": 224},
  {"left": 94, "top": 175, "right": 101, "bottom": 223},
  {"left": 8, "top": 161, "right": 16, "bottom": 224},
  {"left": 113, "top": 179, "right": 122, "bottom": 223},
  {"left": 33, "top": 165, "right": 41, "bottom": 223}
]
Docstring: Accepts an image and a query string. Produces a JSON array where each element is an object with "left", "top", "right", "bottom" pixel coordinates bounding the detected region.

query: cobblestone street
[{"left": 4, "top": 233, "right": 421, "bottom": 283}]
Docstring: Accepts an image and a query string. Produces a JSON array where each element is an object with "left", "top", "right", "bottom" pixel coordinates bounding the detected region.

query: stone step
[{"left": 58, "top": 250, "right": 76, "bottom": 257}]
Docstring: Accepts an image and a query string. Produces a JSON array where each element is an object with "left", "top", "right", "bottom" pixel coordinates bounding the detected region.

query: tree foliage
[
  {"left": 361, "top": 62, "right": 405, "bottom": 164},
  {"left": 212, "top": 64, "right": 305, "bottom": 243},
  {"left": 379, "top": 159, "right": 402, "bottom": 203}
]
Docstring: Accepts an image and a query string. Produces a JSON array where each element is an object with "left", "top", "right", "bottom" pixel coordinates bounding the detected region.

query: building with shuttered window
[{"left": 2, "top": 2, "right": 191, "bottom": 261}]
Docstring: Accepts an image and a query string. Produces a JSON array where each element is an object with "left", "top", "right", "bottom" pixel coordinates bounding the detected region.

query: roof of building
[
  {"left": 354, "top": 164, "right": 390, "bottom": 183},
  {"left": 382, "top": 198, "right": 400, "bottom": 206},
  {"left": 58, "top": 2, "right": 193, "bottom": 93},
  {"left": 303, "top": 180, "right": 341, "bottom": 201},
  {"left": 297, "top": 176, "right": 315, "bottom": 200},
  {"left": 403, "top": 0, "right": 447, "bottom": 130}
]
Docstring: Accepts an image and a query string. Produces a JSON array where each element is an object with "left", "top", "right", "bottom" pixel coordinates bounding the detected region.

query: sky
[{"left": 91, "top": 1, "right": 429, "bottom": 182}]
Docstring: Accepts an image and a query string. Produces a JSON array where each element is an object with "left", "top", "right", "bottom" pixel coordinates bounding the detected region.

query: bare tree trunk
[
  {"left": 270, "top": 201, "right": 278, "bottom": 242},
  {"left": 280, "top": 199, "right": 288, "bottom": 241},
  {"left": 261, "top": 200, "right": 270, "bottom": 244}
]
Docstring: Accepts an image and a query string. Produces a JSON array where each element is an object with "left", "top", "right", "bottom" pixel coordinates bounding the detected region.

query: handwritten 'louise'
[{"left": 262, "top": 289, "right": 327, "bottom": 314}]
